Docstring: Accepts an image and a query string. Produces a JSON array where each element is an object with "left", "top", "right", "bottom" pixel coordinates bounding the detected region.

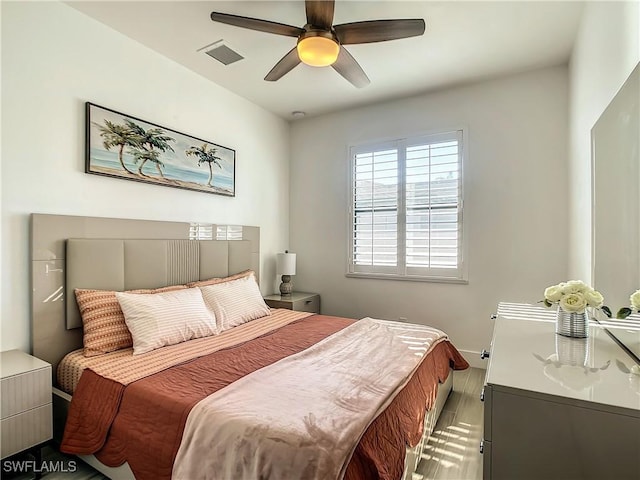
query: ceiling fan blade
[
  {"left": 211, "top": 12, "right": 303, "bottom": 37},
  {"left": 305, "top": 0, "right": 335, "bottom": 29},
  {"left": 264, "top": 47, "right": 302, "bottom": 82},
  {"left": 334, "top": 19, "right": 426, "bottom": 44},
  {"left": 331, "top": 46, "right": 370, "bottom": 88}
]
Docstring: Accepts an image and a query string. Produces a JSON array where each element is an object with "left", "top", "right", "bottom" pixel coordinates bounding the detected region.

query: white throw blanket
[{"left": 172, "top": 318, "right": 447, "bottom": 480}]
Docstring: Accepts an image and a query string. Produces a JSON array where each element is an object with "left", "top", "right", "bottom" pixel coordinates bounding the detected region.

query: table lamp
[{"left": 276, "top": 251, "right": 296, "bottom": 295}]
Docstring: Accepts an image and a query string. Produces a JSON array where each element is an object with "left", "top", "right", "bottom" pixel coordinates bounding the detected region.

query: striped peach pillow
[
  {"left": 199, "top": 275, "right": 270, "bottom": 332},
  {"left": 75, "top": 284, "right": 187, "bottom": 357},
  {"left": 115, "top": 288, "right": 217, "bottom": 355},
  {"left": 186, "top": 269, "right": 254, "bottom": 288}
]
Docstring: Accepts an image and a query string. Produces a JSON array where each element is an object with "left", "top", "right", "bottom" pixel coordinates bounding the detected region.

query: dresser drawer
[
  {"left": 1, "top": 366, "right": 51, "bottom": 419},
  {"left": 1, "top": 403, "right": 52, "bottom": 459},
  {"left": 292, "top": 295, "right": 320, "bottom": 313}
]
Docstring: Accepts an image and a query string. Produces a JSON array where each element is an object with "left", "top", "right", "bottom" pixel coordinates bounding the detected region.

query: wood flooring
[
  {"left": 414, "top": 367, "right": 485, "bottom": 480},
  {"left": 4, "top": 368, "right": 485, "bottom": 480}
]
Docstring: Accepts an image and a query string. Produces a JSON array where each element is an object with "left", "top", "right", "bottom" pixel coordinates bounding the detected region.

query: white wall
[
  {"left": 290, "top": 66, "right": 569, "bottom": 357},
  {"left": 568, "top": 1, "right": 640, "bottom": 283},
  {"left": 1, "top": 2, "right": 291, "bottom": 351}
]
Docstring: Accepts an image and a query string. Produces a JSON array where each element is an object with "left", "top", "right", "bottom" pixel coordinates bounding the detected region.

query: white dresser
[
  {"left": 482, "top": 304, "right": 640, "bottom": 480},
  {"left": 1, "top": 350, "right": 52, "bottom": 459}
]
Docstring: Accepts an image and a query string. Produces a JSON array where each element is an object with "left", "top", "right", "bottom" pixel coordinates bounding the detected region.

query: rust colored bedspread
[{"left": 61, "top": 315, "right": 468, "bottom": 480}]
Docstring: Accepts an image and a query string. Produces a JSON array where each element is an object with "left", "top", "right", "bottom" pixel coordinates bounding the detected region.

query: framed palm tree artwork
[{"left": 86, "top": 102, "right": 235, "bottom": 196}]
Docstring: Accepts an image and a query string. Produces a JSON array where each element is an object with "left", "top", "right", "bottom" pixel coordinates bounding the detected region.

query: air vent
[{"left": 200, "top": 40, "right": 244, "bottom": 66}]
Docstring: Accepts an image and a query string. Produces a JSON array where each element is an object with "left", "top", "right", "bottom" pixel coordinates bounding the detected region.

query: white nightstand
[
  {"left": 1, "top": 350, "right": 52, "bottom": 460},
  {"left": 263, "top": 292, "right": 321, "bottom": 313}
]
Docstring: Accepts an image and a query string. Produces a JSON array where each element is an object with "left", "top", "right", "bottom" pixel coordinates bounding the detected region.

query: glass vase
[{"left": 555, "top": 309, "right": 588, "bottom": 338}]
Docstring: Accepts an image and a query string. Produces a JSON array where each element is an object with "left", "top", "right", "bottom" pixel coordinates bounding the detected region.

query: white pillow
[
  {"left": 198, "top": 275, "right": 270, "bottom": 332},
  {"left": 115, "top": 288, "right": 217, "bottom": 355}
]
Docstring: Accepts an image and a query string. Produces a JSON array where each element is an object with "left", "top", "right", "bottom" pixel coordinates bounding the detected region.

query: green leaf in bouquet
[{"left": 616, "top": 307, "right": 632, "bottom": 319}]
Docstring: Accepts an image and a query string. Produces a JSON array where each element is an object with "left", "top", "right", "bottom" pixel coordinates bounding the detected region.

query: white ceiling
[{"left": 68, "top": 1, "right": 584, "bottom": 120}]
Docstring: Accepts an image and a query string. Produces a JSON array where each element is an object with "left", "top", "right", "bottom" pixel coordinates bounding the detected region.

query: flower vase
[{"left": 555, "top": 309, "right": 588, "bottom": 338}]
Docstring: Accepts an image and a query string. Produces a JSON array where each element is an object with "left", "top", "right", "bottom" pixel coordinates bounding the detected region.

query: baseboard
[{"left": 458, "top": 349, "right": 488, "bottom": 370}]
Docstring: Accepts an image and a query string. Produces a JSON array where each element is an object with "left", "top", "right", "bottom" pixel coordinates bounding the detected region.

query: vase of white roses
[{"left": 543, "top": 280, "right": 604, "bottom": 338}]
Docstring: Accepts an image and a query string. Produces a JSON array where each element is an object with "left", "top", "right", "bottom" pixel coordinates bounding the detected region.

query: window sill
[{"left": 345, "top": 272, "right": 468, "bottom": 285}]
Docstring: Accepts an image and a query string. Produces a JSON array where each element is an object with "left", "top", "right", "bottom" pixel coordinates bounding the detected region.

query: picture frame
[{"left": 86, "top": 102, "right": 236, "bottom": 197}]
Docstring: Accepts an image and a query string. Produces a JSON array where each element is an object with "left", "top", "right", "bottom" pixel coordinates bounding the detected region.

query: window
[{"left": 348, "top": 130, "right": 466, "bottom": 282}]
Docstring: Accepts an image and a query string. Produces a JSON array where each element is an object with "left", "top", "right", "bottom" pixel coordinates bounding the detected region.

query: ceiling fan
[{"left": 210, "top": 0, "right": 425, "bottom": 88}]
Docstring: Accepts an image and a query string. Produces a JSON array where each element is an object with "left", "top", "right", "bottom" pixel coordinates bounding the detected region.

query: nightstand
[
  {"left": 264, "top": 292, "right": 320, "bottom": 313},
  {"left": 1, "top": 350, "right": 52, "bottom": 460}
]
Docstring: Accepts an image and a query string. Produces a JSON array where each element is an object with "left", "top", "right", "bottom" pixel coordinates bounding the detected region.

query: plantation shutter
[
  {"left": 349, "top": 130, "right": 465, "bottom": 281},
  {"left": 405, "top": 131, "right": 463, "bottom": 278},
  {"left": 351, "top": 143, "right": 399, "bottom": 274}
]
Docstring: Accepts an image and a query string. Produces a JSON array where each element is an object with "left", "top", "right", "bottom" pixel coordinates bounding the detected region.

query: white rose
[
  {"left": 583, "top": 289, "right": 604, "bottom": 308},
  {"left": 630, "top": 290, "right": 640, "bottom": 311},
  {"left": 544, "top": 285, "right": 564, "bottom": 303},
  {"left": 561, "top": 280, "right": 588, "bottom": 294},
  {"left": 559, "top": 293, "right": 587, "bottom": 313}
]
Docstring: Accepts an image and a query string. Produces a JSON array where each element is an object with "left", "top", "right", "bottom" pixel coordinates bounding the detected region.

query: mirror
[{"left": 592, "top": 62, "right": 640, "bottom": 362}]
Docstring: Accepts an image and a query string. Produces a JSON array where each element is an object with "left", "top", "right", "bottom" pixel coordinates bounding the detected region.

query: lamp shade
[
  {"left": 297, "top": 36, "right": 339, "bottom": 67},
  {"left": 276, "top": 252, "right": 296, "bottom": 276}
]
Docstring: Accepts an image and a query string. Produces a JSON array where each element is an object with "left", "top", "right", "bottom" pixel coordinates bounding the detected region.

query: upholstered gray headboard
[
  {"left": 65, "top": 239, "right": 252, "bottom": 329},
  {"left": 31, "top": 214, "right": 259, "bottom": 383}
]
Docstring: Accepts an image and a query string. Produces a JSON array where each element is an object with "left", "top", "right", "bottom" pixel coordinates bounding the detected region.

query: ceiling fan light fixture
[
  {"left": 210, "top": 1, "right": 425, "bottom": 87},
  {"left": 297, "top": 35, "right": 339, "bottom": 67}
]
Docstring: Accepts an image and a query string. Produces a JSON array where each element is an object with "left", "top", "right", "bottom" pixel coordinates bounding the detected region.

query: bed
[{"left": 31, "top": 213, "right": 468, "bottom": 480}]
